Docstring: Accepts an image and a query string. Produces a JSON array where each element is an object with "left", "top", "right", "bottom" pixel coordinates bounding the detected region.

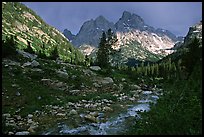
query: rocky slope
[
  {"left": 2, "top": 2, "right": 84, "bottom": 63},
  {"left": 2, "top": 46, "right": 163, "bottom": 135},
  {"left": 63, "top": 11, "right": 182, "bottom": 63},
  {"left": 159, "top": 20, "right": 202, "bottom": 66}
]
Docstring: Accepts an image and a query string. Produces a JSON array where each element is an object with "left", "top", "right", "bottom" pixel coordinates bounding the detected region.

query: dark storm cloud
[{"left": 22, "top": 2, "right": 202, "bottom": 36}]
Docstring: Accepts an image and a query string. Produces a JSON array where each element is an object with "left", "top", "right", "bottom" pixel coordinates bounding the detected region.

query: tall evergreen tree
[
  {"left": 96, "top": 31, "right": 109, "bottom": 68},
  {"left": 96, "top": 28, "right": 118, "bottom": 69}
]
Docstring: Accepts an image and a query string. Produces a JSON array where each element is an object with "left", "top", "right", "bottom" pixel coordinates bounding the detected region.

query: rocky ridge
[{"left": 64, "top": 11, "right": 182, "bottom": 61}]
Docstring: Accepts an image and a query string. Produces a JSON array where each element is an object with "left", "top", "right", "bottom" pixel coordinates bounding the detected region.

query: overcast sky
[{"left": 22, "top": 2, "right": 202, "bottom": 37}]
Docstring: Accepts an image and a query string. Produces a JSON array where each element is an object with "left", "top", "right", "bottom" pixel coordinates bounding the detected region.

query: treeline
[
  {"left": 127, "top": 37, "right": 202, "bottom": 135},
  {"left": 116, "top": 58, "right": 179, "bottom": 80}
]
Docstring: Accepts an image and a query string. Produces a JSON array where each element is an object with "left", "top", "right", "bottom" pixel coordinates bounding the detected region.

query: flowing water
[{"left": 43, "top": 90, "right": 161, "bottom": 135}]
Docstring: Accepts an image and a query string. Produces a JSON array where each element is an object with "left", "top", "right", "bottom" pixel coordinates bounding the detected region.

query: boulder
[
  {"left": 89, "top": 111, "right": 99, "bottom": 117},
  {"left": 31, "top": 60, "right": 40, "bottom": 67},
  {"left": 17, "top": 50, "right": 37, "bottom": 60},
  {"left": 69, "top": 90, "right": 80, "bottom": 95},
  {"left": 8, "top": 132, "right": 14, "bottom": 135},
  {"left": 84, "top": 114, "right": 97, "bottom": 123},
  {"left": 3, "top": 113, "right": 11, "bottom": 118},
  {"left": 15, "top": 131, "right": 30, "bottom": 135},
  {"left": 56, "top": 70, "right": 68, "bottom": 78},
  {"left": 27, "top": 114, "right": 33, "bottom": 118},
  {"left": 90, "top": 66, "right": 101, "bottom": 71},
  {"left": 41, "top": 79, "right": 52, "bottom": 86},
  {"left": 93, "top": 82, "right": 101, "bottom": 88},
  {"left": 130, "top": 84, "right": 141, "bottom": 90},
  {"left": 103, "top": 106, "right": 113, "bottom": 112},
  {"left": 101, "top": 77, "right": 114, "bottom": 85},
  {"left": 16, "top": 91, "right": 21, "bottom": 96},
  {"left": 22, "top": 60, "right": 39, "bottom": 67},
  {"left": 31, "top": 68, "right": 43, "bottom": 72},
  {"left": 27, "top": 119, "right": 33, "bottom": 124},
  {"left": 69, "top": 109, "right": 78, "bottom": 115},
  {"left": 22, "top": 62, "right": 31, "bottom": 67},
  {"left": 4, "top": 59, "right": 20, "bottom": 66},
  {"left": 121, "top": 78, "right": 126, "bottom": 82},
  {"left": 27, "top": 127, "right": 35, "bottom": 133},
  {"left": 56, "top": 113, "right": 66, "bottom": 117}
]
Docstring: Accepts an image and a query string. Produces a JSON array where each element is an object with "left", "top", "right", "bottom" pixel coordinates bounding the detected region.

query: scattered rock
[
  {"left": 93, "top": 82, "right": 101, "bottom": 88},
  {"left": 22, "top": 62, "right": 32, "bottom": 67},
  {"left": 81, "top": 100, "right": 87, "bottom": 103},
  {"left": 89, "top": 111, "right": 99, "bottom": 117},
  {"left": 53, "top": 106, "right": 59, "bottom": 109},
  {"left": 130, "top": 84, "right": 141, "bottom": 90},
  {"left": 129, "top": 97, "right": 136, "bottom": 101},
  {"left": 31, "top": 68, "right": 43, "bottom": 72},
  {"left": 27, "top": 114, "right": 33, "bottom": 118},
  {"left": 90, "top": 66, "right": 101, "bottom": 71},
  {"left": 17, "top": 50, "right": 37, "bottom": 60},
  {"left": 56, "top": 70, "right": 68, "bottom": 78},
  {"left": 22, "top": 60, "right": 39, "bottom": 67},
  {"left": 4, "top": 59, "right": 21, "bottom": 66},
  {"left": 84, "top": 114, "right": 97, "bottom": 123},
  {"left": 8, "top": 132, "right": 14, "bottom": 135},
  {"left": 12, "top": 84, "right": 19, "bottom": 87},
  {"left": 83, "top": 69, "right": 96, "bottom": 76},
  {"left": 3, "top": 113, "right": 11, "bottom": 118},
  {"left": 15, "top": 131, "right": 30, "bottom": 135},
  {"left": 41, "top": 79, "right": 52, "bottom": 86},
  {"left": 121, "top": 78, "right": 126, "bottom": 82},
  {"left": 16, "top": 91, "right": 21, "bottom": 96},
  {"left": 69, "top": 90, "right": 80, "bottom": 95},
  {"left": 27, "top": 119, "right": 33, "bottom": 124},
  {"left": 56, "top": 113, "right": 66, "bottom": 117},
  {"left": 130, "top": 90, "right": 141, "bottom": 94},
  {"left": 27, "top": 127, "right": 35, "bottom": 133},
  {"left": 100, "top": 77, "right": 114, "bottom": 85},
  {"left": 103, "top": 106, "right": 113, "bottom": 112},
  {"left": 54, "top": 81, "right": 64, "bottom": 88},
  {"left": 71, "top": 75, "right": 77, "bottom": 79},
  {"left": 69, "top": 109, "right": 78, "bottom": 115},
  {"left": 31, "top": 60, "right": 40, "bottom": 67},
  {"left": 16, "top": 115, "right": 21, "bottom": 120}
]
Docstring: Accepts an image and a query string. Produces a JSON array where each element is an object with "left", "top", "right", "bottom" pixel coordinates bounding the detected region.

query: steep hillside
[
  {"left": 127, "top": 21, "right": 202, "bottom": 135},
  {"left": 2, "top": 2, "right": 84, "bottom": 63},
  {"left": 159, "top": 21, "right": 202, "bottom": 64}
]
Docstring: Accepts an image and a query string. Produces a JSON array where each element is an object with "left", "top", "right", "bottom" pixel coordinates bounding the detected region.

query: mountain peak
[
  {"left": 63, "top": 29, "right": 75, "bottom": 41},
  {"left": 122, "top": 11, "right": 132, "bottom": 19},
  {"left": 95, "top": 15, "right": 108, "bottom": 22}
]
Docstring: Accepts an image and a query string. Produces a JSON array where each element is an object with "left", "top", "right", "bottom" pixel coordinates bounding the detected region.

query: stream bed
[{"left": 43, "top": 90, "right": 161, "bottom": 135}]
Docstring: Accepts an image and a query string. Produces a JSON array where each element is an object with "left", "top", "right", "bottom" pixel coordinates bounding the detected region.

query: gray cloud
[{"left": 22, "top": 2, "right": 202, "bottom": 36}]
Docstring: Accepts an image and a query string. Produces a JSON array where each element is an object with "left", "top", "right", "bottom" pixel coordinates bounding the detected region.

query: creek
[{"left": 43, "top": 90, "right": 161, "bottom": 135}]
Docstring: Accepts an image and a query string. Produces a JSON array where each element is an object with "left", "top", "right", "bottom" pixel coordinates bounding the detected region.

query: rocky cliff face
[
  {"left": 71, "top": 16, "right": 115, "bottom": 47},
  {"left": 183, "top": 21, "right": 202, "bottom": 46},
  {"left": 64, "top": 11, "right": 182, "bottom": 63},
  {"left": 63, "top": 29, "right": 76, "bottom": 42},
  {"left": 172, "top": 21, "right": 202, "bottom": 51}
]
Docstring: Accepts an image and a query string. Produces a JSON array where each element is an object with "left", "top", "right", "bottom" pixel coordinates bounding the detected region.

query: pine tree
[
  {"left": 96, "top": 31, "right": 109, "bottom": 68},
  {"left": 96, "top": 29, "right": 118, "bottom": 69},
  {"left": 155, "top": 63, "right": 159, "bottom": 77},
  {"left": 85, "top": 55, "right": 90, "bottom": 66},
  {"left": 49, "top": 46, "right": 59, "bottom": 60}
]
